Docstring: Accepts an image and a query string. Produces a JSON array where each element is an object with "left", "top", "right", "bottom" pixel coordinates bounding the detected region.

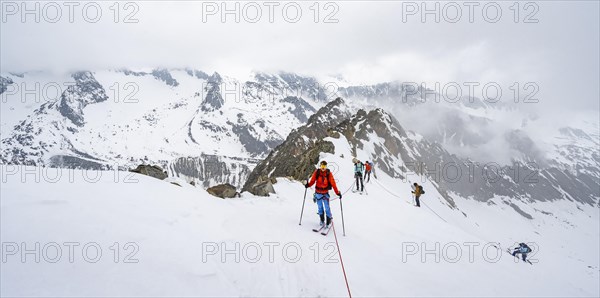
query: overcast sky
[{"left": 1, "top": 1, "right": 599, "bottom": 114}]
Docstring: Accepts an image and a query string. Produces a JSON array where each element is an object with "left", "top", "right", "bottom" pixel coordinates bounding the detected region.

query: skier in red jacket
[
  {"left": 305, "top": 160, "right": 341, "bottom": 228},
  {"left": 364, "top": 161, "right": 373, "bottom": 182}
]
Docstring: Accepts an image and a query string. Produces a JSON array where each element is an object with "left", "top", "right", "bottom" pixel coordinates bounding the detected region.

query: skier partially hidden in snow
[
  {"left": 353, "top": 159, "right": 365, "bottom": 192},
  {"left": 512, "top": 243, "right": 532, "bottom": 262},
  {"left": 411, "top": 182, "right": 423, "bottom": 207},
  {"left": 364, "top": 161, "right": 372, "bottom": 183},
  {"left": 305, "top": 161, "right": 342, "bottom": 229}
]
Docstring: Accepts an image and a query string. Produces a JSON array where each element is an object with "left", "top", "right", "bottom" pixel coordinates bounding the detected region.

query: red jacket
[{"left": 307, "top": 169, "right": 340, "bottom": 194}]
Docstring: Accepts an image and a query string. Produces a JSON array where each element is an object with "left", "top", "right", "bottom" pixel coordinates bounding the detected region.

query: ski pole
[
  {"left": 339, "top": 195, "right": 346, "bottom": 236},
  {"left": 299, "top": 186, "right": 308, "bottom": 225}
]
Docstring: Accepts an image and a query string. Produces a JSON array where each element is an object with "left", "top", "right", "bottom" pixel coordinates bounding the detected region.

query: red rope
[{"left": 332, "top": 221, "right": 352, "bottom": 298}]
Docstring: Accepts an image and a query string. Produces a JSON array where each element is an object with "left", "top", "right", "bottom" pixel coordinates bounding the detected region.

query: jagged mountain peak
[
  {"left": 209, "top": 71, "right": 222, "bottom": 83},
  {"left": 242, "top": 97, "right": 352, "bottom": 195}
]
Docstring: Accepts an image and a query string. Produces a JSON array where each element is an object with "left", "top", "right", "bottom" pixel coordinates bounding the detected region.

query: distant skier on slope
[
  {"left": 512, "top": 243, "right": 532, "bottom": 262},
  {"left": 411, "top": 182, "right": 424, "bottom": 207},
  {"left": 305, "top": 160, "right": 342, "bottom": 229},
  {"left": 364, "top": 161, "right": 373, "bottom": 183},
  {"left": 353, "top": 159, "right": 365, "bottom": 192}
]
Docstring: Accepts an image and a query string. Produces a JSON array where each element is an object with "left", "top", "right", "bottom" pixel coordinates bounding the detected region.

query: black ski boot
[
  {"left": 319, "top": 213, "right": 325, "bottom": 227},
  {"left": 326, "top": 216, "right": 332, "bottom": 228}
]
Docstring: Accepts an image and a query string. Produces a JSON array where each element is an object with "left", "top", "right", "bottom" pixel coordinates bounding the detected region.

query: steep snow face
[{"left": 1, "top": 163, "right": 598, "bottom": 297}]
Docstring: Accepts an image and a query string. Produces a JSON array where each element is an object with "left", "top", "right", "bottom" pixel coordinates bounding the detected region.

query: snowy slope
[{"left": 1, "top": 160, "right": 598, "bottom": 296}]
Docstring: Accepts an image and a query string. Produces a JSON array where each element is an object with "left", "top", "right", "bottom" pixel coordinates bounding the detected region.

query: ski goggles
[{"left": 320, "top": 164, "right": 327, "bottom": 169}]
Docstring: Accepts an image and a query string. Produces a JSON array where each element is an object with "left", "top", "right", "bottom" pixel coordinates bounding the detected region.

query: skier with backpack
[
  {"left": 364, "top": 161, "right": 373, "bottom": 182},
  {"left": 305, "top": 160, "right": 342, "bottom": 230},
  {"left": 512, "top": 243, "right": 532, "bottom": 263},
  {"left": 411, "top": 182, "right": 424, "bottom": 207},
  {"left": 353, "top": 159, "right": 365, "bottom": 192}
]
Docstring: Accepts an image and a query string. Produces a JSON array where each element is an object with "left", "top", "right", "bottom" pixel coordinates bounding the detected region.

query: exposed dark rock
[
  {"left": 151, "top": 68, "right": 179, "bottom": 87},
  {"left": 185, "top": 68, "right": 209, "bottom": 80},
  {"left": 130, "top": 164, "right": 168, "bottom": 180},
  {"left": 58, "top": 71, "right": 108, "bottom": 126},
  {"left": 168, "top": 154, "right": 259, "bottom": 189},
  {"left": 120, "top": 69, "right": 148, "bottom": 77},
  {"left": 0, "top": 76, "right": 14, "bottom": 95},
  {"left": 242, "top": 97, "right": 350, "bottom": 195},
  {"left": 207, "top": 183, "right": 237, "bottom": 198},
  {"left": 508, "top": 202, "right": 534, "bottom": 219},
  {"left": 48, "top": 155, "right": 105, "bottom": 169},
  {"left": 247, "top": 176, "right": 276, "bottom": 196},
  {"left": 201, "top": 72, "right": 224, "bottom": 112}
]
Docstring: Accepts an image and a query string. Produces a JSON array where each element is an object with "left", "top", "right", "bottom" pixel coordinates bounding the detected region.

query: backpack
[
  {"left": 315, "top": 169, "right": 333, "bottom": 190},
  {"left": 520, "top": 243, "right": 532, "bottom": 253},
  {"left": 419, "top": 185, "right": 425, "bottom": 194},
  {"left": 355, "top": 162, "right": 364, "bottom": 173}
]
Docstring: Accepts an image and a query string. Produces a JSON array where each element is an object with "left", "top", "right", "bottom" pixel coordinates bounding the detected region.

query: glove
[
  {"left": 337, "top": 192, "right": 342, "bottom": 199},
  {"left": 304, "top": 183, "right": 309, "bottom": 188},
  {"left": 313, "top": 197, "right": 316, "bottom": 203}
]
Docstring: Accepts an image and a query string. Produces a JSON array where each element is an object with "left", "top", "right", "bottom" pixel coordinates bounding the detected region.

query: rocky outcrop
[
  {"left": 201, "top": 72, "right": 224, "bottom": 112},
  {"left": 185, "top": 68, "right": 209, "bottom": 80},
  {"left": 168, "top": 154, "right": 259, "bottom": 189},
  {"left": 246, "top": 176, "right": 276, "bottom": 196},
  {"left": 207, "top": 183, "right": 238, "bottom": 198},
  {"left": 130, "top": 165, "right": 168, "bottom": 180},
  {"left": 58, "top": 71, "right": 108, "bottom": 126},
  {"left": 0, "top": 76, "right": 14, "bottom": 95},
  {"left": 152, "top": 68, "right": 179, "bottom": 87},
  {"left": 242, "top": 97, "right": 351, "bottom": 195}
]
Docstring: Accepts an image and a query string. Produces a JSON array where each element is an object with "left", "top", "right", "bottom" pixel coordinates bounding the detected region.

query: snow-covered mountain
[
  {"left": 244, "top": 98, "right": 599, "bottom": 209},
  {"left": 1, "top": 69, "right": 598, "bottom": 195},
  {"left": 1, "top": 70, "right": 598, "bottom": 297},
  {"left": 0, "top": 69, "right": 331, "bottom": 187}
]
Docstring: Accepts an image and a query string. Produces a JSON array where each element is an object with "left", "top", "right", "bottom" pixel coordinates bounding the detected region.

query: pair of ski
[
  {"left": 506, "top": 248, "right": 533, "bottom": 265},
  {"left": 313, "top": 224, "right": 332, "bottom": 236}
]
